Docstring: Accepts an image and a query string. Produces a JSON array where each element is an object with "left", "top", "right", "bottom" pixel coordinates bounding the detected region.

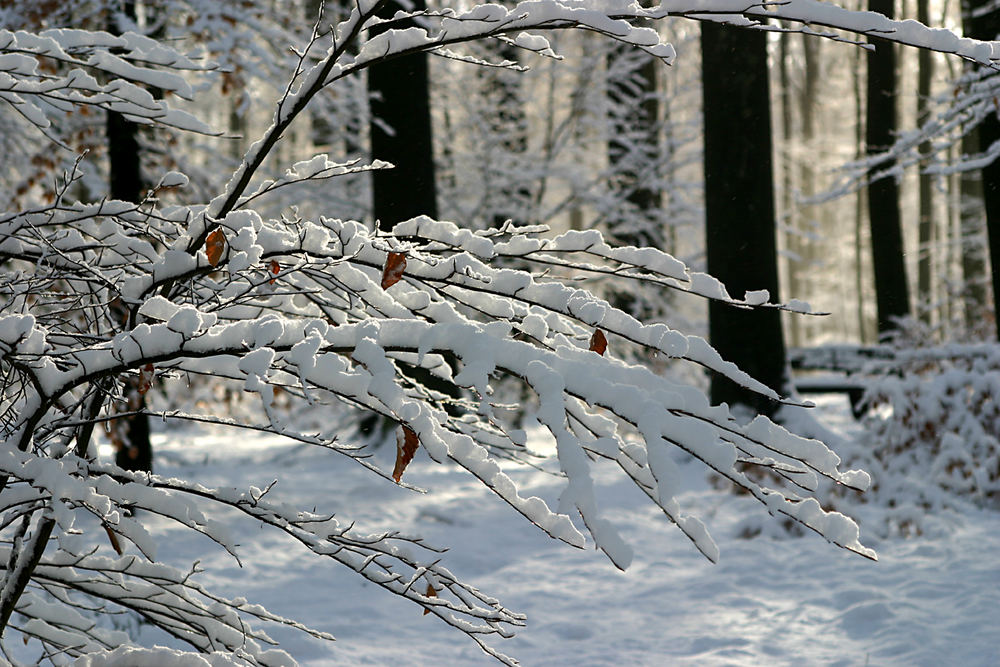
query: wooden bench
[
  {"left": 788, "top": 345, "right": 895, "bottom": 419},
  {"left": 792, "top": 375, "right": 867, "bottom": 418}
]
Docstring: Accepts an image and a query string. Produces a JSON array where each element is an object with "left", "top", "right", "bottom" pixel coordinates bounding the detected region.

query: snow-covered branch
[{"left": 0, "top": 29, "right": 213, "bottom": 137}]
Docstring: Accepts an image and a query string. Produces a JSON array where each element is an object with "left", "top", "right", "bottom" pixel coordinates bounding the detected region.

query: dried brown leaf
[
  {"left": 589, "top": 329, "right": 607, "bottom": 356},
  {"left": 422, "top": 582, "right": 437, "bottom": 616},
  {"left": 103, "top": 523, "right": 123, "bottom": 555},
  {"left": 381, "top": 252, "right": 406, "bottom": 289},
  {"left": 392, "top": 425, "right": 419, "bottom": 483},
  {"left": 137, "top": 363, "right": 154, "bottom": 396},
  {"left": 205, "top": 228, "right": 225, "bottom": 266}
]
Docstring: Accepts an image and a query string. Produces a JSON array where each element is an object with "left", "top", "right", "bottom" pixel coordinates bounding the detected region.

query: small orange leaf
[
  {"left": 137, "top": 363, "right": 154, "bottom": 395},
  {"left": 392, "top": 425, "right": 419, "bottom": 483},
  {"left": 381, "top": 252, "right": 407, "bottom": 289},
  {"left": 589, "top": 329, "right": 607, "bottom": 356},
  {"left": 268, "top": 259, "right": 280, "bottom": 284},
  {"left": 103, "top": 523, "right": 123, "bottom": 555},
  {"left": 205, "top": 228, "right": 225, "bottom": 266},
  {"left": 422, "top": 582, "right": 437, "bottom": 616}
]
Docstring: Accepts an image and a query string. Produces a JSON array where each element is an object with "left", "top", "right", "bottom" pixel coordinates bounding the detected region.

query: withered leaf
[
  {"left": 103, "top": 523, "right": 123, "bottom": 555},
  {"left": 205, "top": 228, "right": 225, "bottom": 266},
  {"left": 422, "top": 582, "right": 437, "bottom": 616},
  {"left": 381, "top": 252, "right": 406, "bottom": 289},
  {"left": 137, "top": 363, "right": 154, "bottom": 395},
  {"left": 589, "top": 329, "right": 608, "bottom": 356},
  {"left": 392, "top": 425, "right": 419, "bottom": 483},
  {"left": 268, "top": 259, "right": 280, "bottom": 285}
]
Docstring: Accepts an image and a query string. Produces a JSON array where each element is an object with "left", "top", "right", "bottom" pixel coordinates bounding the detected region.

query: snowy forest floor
[{"left": 120, "top": 395, "right": 998, "bottom": 666}]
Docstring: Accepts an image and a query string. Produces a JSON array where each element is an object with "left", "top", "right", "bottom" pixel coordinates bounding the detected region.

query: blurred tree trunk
[
  {"left": 797, "top": 34, "right": 820, "bottom": 343},
  {"left": 368, "top": 0, "right": 437, "bottom": 227},
  {"left": 487, "top": 40, "right": 532, "bottom": 227},
  {"left": 853, "top": 24, "right": 869, "bottom": 343},
  {"left": 960, "top": 128, "right": 989, "bottom": 332},
  {"left": 107, "top": 0, "right": 152, "bottom": 473},
  {"left": 606, "top": 27, "right": 662, "bottom": 317},
  {"left": 866, "top": 0, "right": 911, "bottom": 337},
  {"left": 365, "top": 0, "right": 457, "bottom": 427},
  {"left": 606, "top": 48, "right": 661, "bottom": 244},
  {"left": 966, "top": 0, "right": 1000, "bottom": 339},
  {"left": 305, "top": 0, "right": 334, "bottom": 149},
  {"left": 916, "top": 0, "right": 935, "bottom": 326},
  {"left": 701, "top": 22, "right": 786, "bottom": 415},
  {"left": 778, "top": 31, "right": 801, "bottom": 348}
]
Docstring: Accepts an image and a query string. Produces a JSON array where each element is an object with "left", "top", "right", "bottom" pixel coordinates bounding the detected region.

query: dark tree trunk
[
  {"left": 368, "top": 0, "right": 437, "bottom": 228},
  {"left": 966, "top": 0, "right": 1000, "bottom": 339},
  {"left": 107, "top": 0, "right": 152, "bottom": 473},
  {"left": 365, "top": 0, "right": 457, "bottom": 429},
  {"left": 916, "top": 0, "right": 935, "bottom": 325},
  {"left": 866, "top": 0, "right": 911, "bottom": 337},
  {"left": 960, "top": 128, "right": 989, "bottom": 331},
  {"left": 107, "top": 111, "right": 141, "bottom": 204},
  {"left": 701, "top": 22, "right": 786, "bottom": 415}
]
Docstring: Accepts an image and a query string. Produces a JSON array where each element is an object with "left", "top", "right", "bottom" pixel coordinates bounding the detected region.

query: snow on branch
[
  {"left": 814, "top": 62, "right": 1000, "bottom": 204},
  {"left": 652, "top": 0, "right": 1000, "bottom": 68},
  {"left": 0, "top": 29, "right": 214, "bottom": 137}
]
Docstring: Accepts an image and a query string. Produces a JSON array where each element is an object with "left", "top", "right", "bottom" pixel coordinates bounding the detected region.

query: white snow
[
  {"left": 786, "top": 298, "right": 814, "bottom": 313},
  {"left": 743, "top": 289, "right": 770, "bottom": 305}
]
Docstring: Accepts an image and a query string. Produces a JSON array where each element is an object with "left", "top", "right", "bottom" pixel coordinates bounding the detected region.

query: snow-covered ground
[{"left": 127, "top": 395, "right": 998, "bottom": 666}]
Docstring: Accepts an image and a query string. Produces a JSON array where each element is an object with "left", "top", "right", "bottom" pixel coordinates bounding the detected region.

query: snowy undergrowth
[{"left": 783, "top": 346, "right": 1000, "bottom": 538}]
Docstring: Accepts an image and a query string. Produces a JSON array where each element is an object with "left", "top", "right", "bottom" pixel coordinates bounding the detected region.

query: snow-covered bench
[{"left": 788, "top": 345, "right": 896, "bottom": 418}]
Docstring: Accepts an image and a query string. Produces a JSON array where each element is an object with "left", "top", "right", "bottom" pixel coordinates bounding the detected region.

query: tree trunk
[
  {"left": 606, "top": 44, "right": 662, "bottom": 243},
  {"left": 108, "top": 0, "right": 152, "bottom": 473},
  {"left": 368, "top": 0, "right": 437, "bottom": 228},
  {"left": 916, "top": 0, "right": 935, "bottom": 326},
  {"left": 866, "top": 0, "right": 911, "bottom": 337},
  {"left": 961, "top": 128, "right": 989, "bottom": 332},
  {"left": 487, "top": 40, "right": 532, "bottom": 227},
  {"left": 798, "top": 34, "right": 820, "bottom": 343},
  {"left": 778, "top": 30, "right": 802, "bottom": 348},
  {"left": 966, "top": 0, "right": 1000, "bottom": 339},
  {"left": 606, "top": 29, "right": 662, "bottom": 317},
  {"left": 305, "top": 0, "right": 344, "bottom": 152},
  {"left": 701, "top": 22, "right": 786, "bottom": 414},
  {"left": 365, "top": 0, "right": 458, "bottom": 427}
]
